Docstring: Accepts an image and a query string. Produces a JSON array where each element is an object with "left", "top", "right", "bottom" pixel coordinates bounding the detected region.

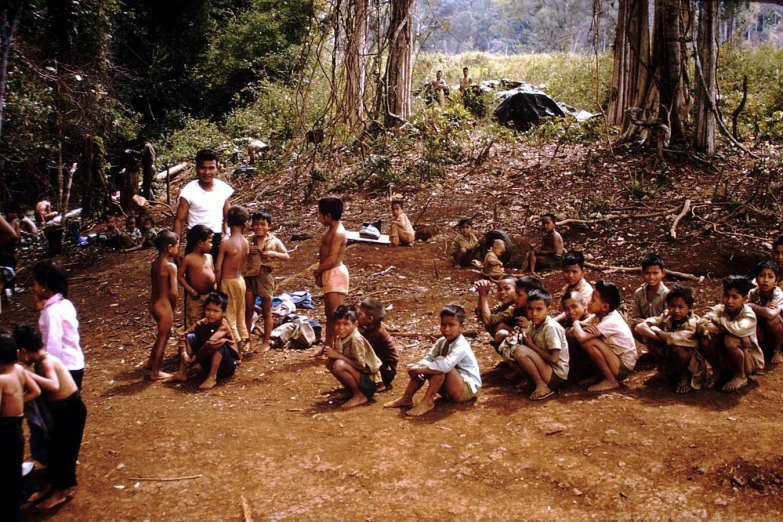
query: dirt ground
[{"left": 5, "top": 143, "right": 783, "bottom": 521}]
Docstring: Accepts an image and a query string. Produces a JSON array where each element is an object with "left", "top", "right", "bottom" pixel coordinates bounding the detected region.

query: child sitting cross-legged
[
  {"left": 634, "top": 284, "right": 703, "bottom": 393},
  {"left": 497, "top": 289, "right": 569, "bottom": 400},
  {"left": 572, "top": 280, "right": 638, "bottom": 392},
  {"left": 698, "top": 275, "right": 765, "bottom": 392},
  {"left": 324, "top": 305, "right": 382, "bottom": 409},
  {"left": 480, "top": 239, "right": 506, "bottom": 279},
  {"left": 747, "top": 260, "right": 783, "bottom": 365},
  {"left": 164, "top": 291, "right": 240, "bottom": 390},
  {"left": 385, "top": 305, "right": 481, "bottom": 416}
]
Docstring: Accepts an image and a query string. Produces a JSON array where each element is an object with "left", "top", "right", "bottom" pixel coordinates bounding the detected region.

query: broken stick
[
  {"left": 241, "top": 495, "right": 253, "bottom": 522},
  {"left": 556, "top": 207, "right": 678, "bottom": 227},
  {"left": 585, "top": 262, "right": 703, "bottom": 282},
  {"left": 669, "top": 199, "right": 691, "bottom": 240},
  {"left": 129, "top": 474, "right": 203, "bottom": 482}
]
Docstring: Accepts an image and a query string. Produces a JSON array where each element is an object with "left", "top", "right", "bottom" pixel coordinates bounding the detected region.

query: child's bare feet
[
  {"left": 579, "top": 375, "right": 601, "bottom": 387},
  {"left": 259, "top": 341, "right": 271, "bottom": 352},
  {"left": 771, "top": 351, "right": 783, "bottom": 365},
  {"left": 37, "top": 489, "right": 68, "bottom": 510},
  {"left": 148, "top": 371, "right": 172, "bottom": 381},
  {"left": 587, "top": 379, "right": 620, "bottom": 392},
  {"left": 705, "top": 372, "right": 722, "bottom": 389},
  {"left": 141, "top": 359, "right": 152, "bottom": 371},
  {"left": 199, "top": 376, "right": 217, "bottom": 389},
  {"left": 384, "top": 397, "right": 414, "bottom": 409},
  {"left": 644, "top": 370, "right": 667, "bottom": 384},
  {"left": 162, "top": 372, "right": 188, "bottom": 383},
  {"left": 28, "top": 484, "right": 53, "bottom": 504},
  {"left": 530, "top": 385, "right": 555, "bottom": 401},
  {"left": 312, "top": 347, "right": 324, "bottom": 357},
  {"left": 341, "top": 394, "right": 368, "bottom": 409},
  {"left": 676, "top": 381, "right": 692, "bottom": 394},
  {"left": 241, "top": 339, "right": 253, "bottom": 354},
  {"left": 722, "top": 377, "right": 747, "bottom": 392},
  {"left": 406, "top": 398, "right": 435, "bottom": 416},
  {"left": 330, "top": 389, "right": 351, "bottom": 401},
  {"left": 376, "top": 383, "right": 392, "bottom": 393}
]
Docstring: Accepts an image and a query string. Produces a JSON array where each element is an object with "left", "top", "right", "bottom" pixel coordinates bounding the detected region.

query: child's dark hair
[
  {"left": 665, "top": 284, "right": 694, "bottom": 308},
  {"left": 561, "top": 290, "right": 586, "bottom": 305},
  {"left": 516, "top": 275, "right": 544, "bottom": 293},
  {"left": 457, "top": 217, "right": 473, "bottom": 228},
  {"left": 126, "top": 215, "right": 136, "bottom": 226},
  {"left": 773, "top": 234, "right": 783, "bottom": 249},
  {"left": 0, "top": 330, "right": 17, "bottom": 364},
  {"left": 359, "top": 297, "right": 385, "bottom": 323},
  {"left": 594, "top": 280, "right": 622, "bottom": 312},
  {"left": 252, "top": 211, "right": 272, "bottom": 225},
  {"left": 542, "top": 213, "right": 556, "bottom": 223},
  {"left": 334, "top": 304, "right": 358, "bottom": 322},
  {"left": 155, "top": 229, "right": 179, "bottom": 252},
  {"left": 318, "top": 196, "right": 344, "bottom": 220},
  {"left": 139, "top": 213, "right": 155, "bottom": 227},
  {"left": 441, "top": 304, "right": 466, "bottom": 324},
  {"left": 526, "top": 288, "right": 552, "bottom": 307},
  {"left": 723, "top": 275, "right": 753, "bottom": 296},
  {"left": 13, "top": 324, "right": 43, "bottom": 353},
  {"left": 562, "top": 251, "right": 585, "bottom": 269},
  {"left": 195, "top": 148, "right": 218, "bottom": 166},
  {"left": 756, "top": 259, "right": 779, "bottom": 278},
  {"left": 641, "top": 253, "right": 665, "bottom": 270},
  {"left": 227, "top": 206, "right": 250, "bottom": 227},
  {"left": 185, "top": 225, "right": 212, "bottom": 252},
  {"left": 105, "top": 213, "right": 118, "bottom": 222},
  {"left": 205, "top": 291, "right": 229, "bottom": 311},
  {"left": 391, "top": 199, "right": 404, "bottom": 209},
  {"left": 33, "top": 259, "right": 69, "bottom": 298}
]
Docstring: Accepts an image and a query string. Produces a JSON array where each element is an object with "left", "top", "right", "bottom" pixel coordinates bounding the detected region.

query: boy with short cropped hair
[
  {"left": 315, "top": 196, "right": 349, "bottom": 354},
  {"left": 324, "top": 305, "right": 382, "bottom": 409},
  {"left": 148, "top": 230, "right": 179, "bottom": 380},
  {"left": 450, "top": 217, "right": 479, "bottom": 267},
  {"left": 481, "top": 239, "right": 506, "bottom": 279},
  {"left": 244, "top": 211, "right": 290, "bottom": 352},
  {"left": 699, "top": 276, "right": 765, "bottom": 392},
  {"left": 178, "top": 225, "right": 216, "bottom": 329},
  {"left": 522, "top": 213, "right": 564, "bottom": 273},
  {"left": 164, "top": 291, "right": 239, "bottom": 389},
  {"left": 217, "top": 206, "right": 250, "bottom": 353},
  {"left": 498, "top": 289, "right": 569, "bottom": 400},
  {"left": 748, "top": 260, "right": 783, "bottom": 365},
  {"left": 632, "top": 254, "right": 669, "bottom": 321},
  {"left": 16, "top": 324, "right": 87, "bottom": 510},
  {"left": 572, "top": 280, "right": 637, "bottom": 392},
  {"left": 635, "top": 285, "right": 703, "bottom": 393},
  {"left": 0, "top": 330, "right": 40, "bottom": 521},
  {"left": 385, "top": 305, "right": 481, "bottom": 417},
  {"left": 475, "top": 276, "right": 518, "bottom": 346},
  {"left": 555, "top": 251, "right": 593, "bottom": 324},
  {"left": 358, "top": 297, "right": 399, "bottom": 391},
  {"left": 389, "top": 199, "right": 415, "bottom": 246}
]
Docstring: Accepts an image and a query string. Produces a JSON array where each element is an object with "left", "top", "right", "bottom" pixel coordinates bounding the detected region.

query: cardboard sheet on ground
[{"left": 345, "top": 230, "right": 391, "bottom": 244}]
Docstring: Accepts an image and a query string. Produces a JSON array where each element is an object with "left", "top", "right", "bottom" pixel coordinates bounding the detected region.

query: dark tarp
[{"left": 493, "top": 92, "right": 566, "bottom": 131}]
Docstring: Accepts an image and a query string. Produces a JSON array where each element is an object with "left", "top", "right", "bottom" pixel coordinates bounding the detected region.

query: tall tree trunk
[
  {"left": 341, "top": 0, "right": 368, "bottom": 127},
  {"left": 0, "top": 1, "right": 26, "bottom": 143},
  {"left": 607, "top": 0, "right": 650, "bottom": 128},
  {"left": 693, "top": 0, "right": 718, "bottom": 155},
  {"left": 383, "top": 0, "right": 415, "bottom": 127},
  {"left": 81, "top": 135, "right": 95, "bottom": 218}
]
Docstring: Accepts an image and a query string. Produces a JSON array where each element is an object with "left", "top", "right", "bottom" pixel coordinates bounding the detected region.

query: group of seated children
[
  {"left": 103, "top": 213, "right": 158, "bottom": 252},
  {"left": 147, "top": 206, "right": 290, "bottom": 387}
]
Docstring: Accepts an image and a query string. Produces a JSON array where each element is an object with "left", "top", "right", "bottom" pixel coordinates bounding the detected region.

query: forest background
[{"left": 1, "top": 0, "right": 783, "bottom": 217}]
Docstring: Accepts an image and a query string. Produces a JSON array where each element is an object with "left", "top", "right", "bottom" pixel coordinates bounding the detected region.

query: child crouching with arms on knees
[
  {"left": 385, "top": 305, "right": 481, "bottom": 416},
  {"left": 497, "top": 289, "right": 569, "bottom": 400},
  {"left": 698, "top": 275, "right": 765, "bottom": 392},
  {"left": 16, "top": 324, "right": 86, "bottom": 510},
  {"left": 324, "top": 305, "right": 382, "bottom": 409},
  {"left": 747, "top": 260, "right": 783, "bottom": 365},
  {"left": 165, "top": 291, "right": 239, "bottom": 389},
  {"left": 450, "top": 217, "right": 479, "bottom": 267},
  {"left": 475, "top": 276, "right": 517, "bottom": 347},
  {"left": 389, "top": 199, "right": 415, "bottom": 246},
  {"left": 554, "top": 251, "right": 593, "bottom": 324},
  {"left": 357, "top": 298, "right": 399, "bottom": 392},
  {"left": 635, "top": 285, "right": 703, "bottom": 393},
  {"left": 572, "top": 280, "right": 637, "bottom": 392}
]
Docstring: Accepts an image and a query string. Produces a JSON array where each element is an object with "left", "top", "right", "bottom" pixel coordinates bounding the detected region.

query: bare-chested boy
[
  {"left": 0, "top": 330, "right": 40, "bottom": 521},
  {"left": 217, "top": 206, "right": 250, "bottom": 353},
  {"left": 522, "top": 213, "right": 564, "bottom": 273},
  {"left": 16, "top": 324, "right": 86, "bottom": 510},
  {"left": 179, "top": 225, "right": 216, "bottom": 328},
  {"left": 148, "top": 230, "right": 179, "bottom": 380},
  {"left": 314, "top": 196, "right": 348, "bottom": 354}
]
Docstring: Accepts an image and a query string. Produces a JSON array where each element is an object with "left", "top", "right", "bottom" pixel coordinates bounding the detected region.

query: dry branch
[
  {"left": 684, "top": 205, "right": 747, "bottom": 239},
  {"left": 585, "top": 262, "right": 702, "bottom": 281},
  {"left": 556, "top": 207, "right": 678, "bottom": 226},
  {"left": 669, "top": 199, "right": 691, "bottom": 240},
  {"left": 129, "top": 474, "right": 203, "bottom": 482},
  {"left": 241, "top": 495, "right": 253, "bottom": 522}
]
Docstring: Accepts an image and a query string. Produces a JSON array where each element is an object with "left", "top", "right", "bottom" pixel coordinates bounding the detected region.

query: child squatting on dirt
[
  {"left": 314, "top": 196, "right": 349, "bottom": 354},
  {"left": 554, "top": 251, "right": 593, "bottom": 324},
  {"left": 698, "top": 275, "right": 765, "bottom": 392},
  {"left": 475, "top": 276, "right": 518, "bottom": 347},
  {"left": 179, "top": 225, "right": 216, "bottom": 329},
  {"left": 634, "top": 284, "right": 703, "bottom": 394},
  {"left": 630, "top": 254, "right": 670, "bottom": 346},
  {"left": 216, "top": 206, "right": 250, "bottom": 354},
  {"left": 324, "top": 305, "right": 382, "bottom": 408},
  {"left": 384, "top": 305, "right": 482, "bottom": 417},
  {"left": 389, "top": 199, "right": 415, "bottom": 247},
  {"left": 747, "top": 260, "right": 783, "bottom": 365},
  {"left": 164, "top": 291, "right": 240, "bottom": 389},
  {"left": 481, "top": 239, "right": 506, "bottom": 279},
  {"left": 0, "top": 330, "right": 40, "bottom": 521},
  {"left": 148, "top": 230, "right": 179, "bottom": 381},
  {"left": 16, "top": 324, "right": 87, "bottom": 510},
  {"left": 497, "top": 289, "right": 569, "bottom": 400},
  {"left": 357, "top": 297, "right": 399, "bottom": 391},
  {"left": 521, "top": 213, "right": 564, "bottom": 273},
  {"left": 450, "top": 217, "right": 479, "bottom": 267}
]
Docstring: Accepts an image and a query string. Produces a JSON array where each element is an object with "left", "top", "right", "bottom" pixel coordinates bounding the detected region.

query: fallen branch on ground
[
  {"left": 557, "top": 207, "right": 678, "bottom": 226},
  {"left": 585, "top": 262, "right": 703, "bottom": 282},
  {"left": 129, "top": 474, "right": 203, "bottom": 482},
  {"left": 241, "top": 495, "right": 253, "bottom": 522},
  {"left": 389, "top": 329, "right": 478, "bottom": 338},
  {"left": 669, "top": 199, "right": 691, "bottom": 240},
  {"left": 684, "top": 205, "right": 747, "bottom": 239}
]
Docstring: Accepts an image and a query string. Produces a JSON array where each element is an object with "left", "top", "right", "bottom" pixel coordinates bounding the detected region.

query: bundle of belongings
[{"left": 359, "top": 219, "right": 382, "bottom": 240}]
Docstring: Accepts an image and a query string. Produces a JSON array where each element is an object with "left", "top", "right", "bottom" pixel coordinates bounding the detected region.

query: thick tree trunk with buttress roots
[
  {"left": 383, "top": 0, "right": 415, "bottom": 127},
  {"left": 340, "top": 0, "right": 368, "bottom": 127},
  {"left": 607, "top": 0, "right": 649, "bottom": 130},
  {"left": 693, "top": 0, "right": 718, "bottom": 156}
]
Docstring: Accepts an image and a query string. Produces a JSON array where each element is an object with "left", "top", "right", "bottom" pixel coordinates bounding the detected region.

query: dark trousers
[
  {"left": 0, "top": 416, "right": 23, "bottom": 522},
  {"left": 47, "top": 391, "right": 87, "bottom": 490}
]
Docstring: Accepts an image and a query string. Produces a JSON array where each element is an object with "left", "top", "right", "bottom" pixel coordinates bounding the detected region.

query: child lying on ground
[
  {"left": 747, "top": 260, "right": 783, "bottom": 365},
  {"left": 572, "top": 280, "right": 637, "bottom": 392},
  {"left": 358, "top": 298, "right": 399, "bottom": 392},
  {"left": 389, "top": 199, "right": 415, "bottom": 246},
  {"left": 164, "top": 291, "right": 240, "bottom": 389},
  {"left": 324, "top": 305, "right": 382, "bottom": 408},
  {"left": 450, "top": 217, "right": 479, "bottom": 267},
  {"left": 698, "top": 275, "right": 765, "bottom": 392},
  {"left": 635, "top": 284, "right": 703, "bottom": 393},
  {"left": 384, "top": 305, "right": 481, "bottom": 416},
  {"left": 521, "top": 213, "right": 564, "bottom": 273},
  {"left": 497, "top": 289, "right": 569, "bottom": 400}
]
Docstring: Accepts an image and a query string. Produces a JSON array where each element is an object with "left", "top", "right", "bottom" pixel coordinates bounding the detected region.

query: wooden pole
[{"left": 166, "top": 165, "right": 170, "bottom": 205}]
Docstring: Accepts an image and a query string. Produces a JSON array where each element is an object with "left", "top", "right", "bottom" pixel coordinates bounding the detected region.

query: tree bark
[
  {"left": 383, "top": 0, "right": 415, "bottom": 127},
  {"left": 80, "top": 135, "right": 95, "bottom": 218},
  {"left": 340, "top": 0, "right": 368, "bottom": 127},
  {"left": 0, "top": 1, "right": 26, "bottom": 143},
  {"left": 607, "top": 0, "right": 649, "bottom": 129},
  {"left": 693, "top": 0, "right": 718, "bottom": 155}
]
